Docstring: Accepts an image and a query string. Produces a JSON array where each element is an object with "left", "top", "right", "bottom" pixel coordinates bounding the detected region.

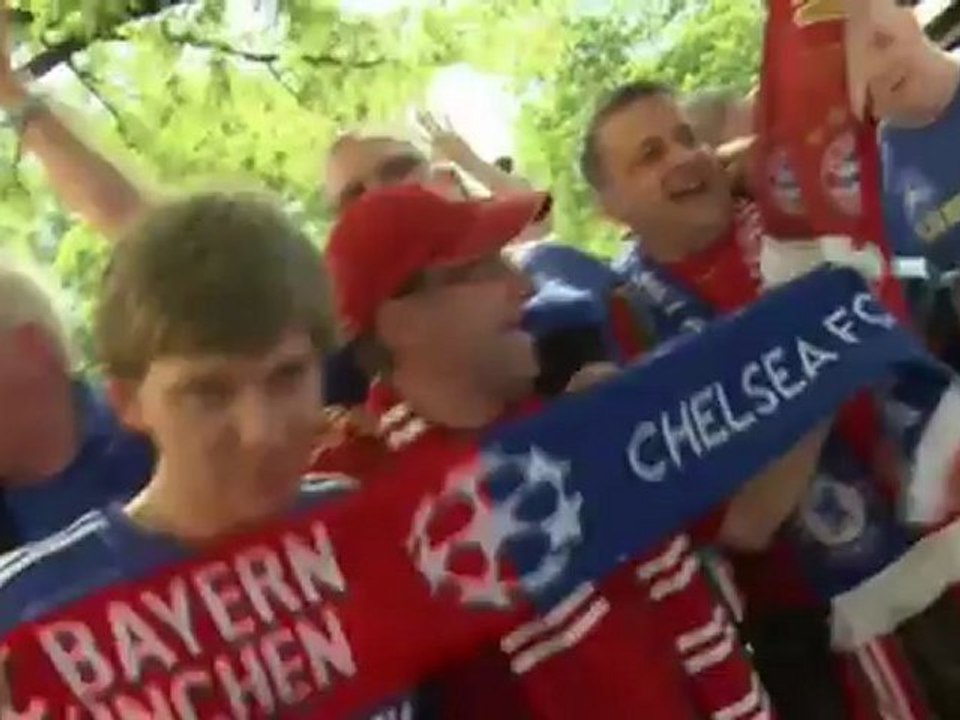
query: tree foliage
[
  {"left": 0, "top": 0, "right": 763, "bottom": 366},
  {"left": 509, "top": 0, "right": 763, "bottom": 254}
]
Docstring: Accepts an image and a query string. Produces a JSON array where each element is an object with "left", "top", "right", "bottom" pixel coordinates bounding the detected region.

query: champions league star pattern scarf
[{"left": 0, "top": 269, "right": 954, "bottom": 719}]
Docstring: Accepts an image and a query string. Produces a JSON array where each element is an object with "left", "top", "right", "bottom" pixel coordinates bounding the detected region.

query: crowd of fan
[{"left": 3, "top": 1, "right": 960, "bottom": 718}]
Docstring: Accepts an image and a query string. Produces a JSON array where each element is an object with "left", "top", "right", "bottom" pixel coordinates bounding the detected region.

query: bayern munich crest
[
  {"left": 820, "top": 130, "right": 862, "bottom": 217},
  {"left": 767, "top": 147, "right": 805, "bottom": 216}
]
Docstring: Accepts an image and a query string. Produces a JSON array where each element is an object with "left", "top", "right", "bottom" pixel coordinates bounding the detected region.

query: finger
[
  {"left": 845, "top": 21, "right": 869, "bottom": 120},
  {"left": 565, "top": 362, "right": 619, "bottom": 393},
  {"left": 322, "top": 405, "right": 348, "bottom": 422},
  {"left": 415, "top": 111, "right": 442, "bottom": 141},
  {"left": 413, "top": 118, "right": 438, "bottom": 151},
  {"left": 842, "top": 0, "right": 894, "bottom": 121},
  {"left": 421, "top": 110, "right": 443, "bottom": 135},
  {"left": 412, "top": 110, "right": 427, "bottom": 136},
  {"left": 413, "top": 121, "right": 431, "bottom": 145}
]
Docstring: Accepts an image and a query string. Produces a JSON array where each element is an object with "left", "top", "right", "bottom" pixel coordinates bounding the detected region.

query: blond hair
[{"left": 0, "top": 251, "right": 73, "bottom": 366}]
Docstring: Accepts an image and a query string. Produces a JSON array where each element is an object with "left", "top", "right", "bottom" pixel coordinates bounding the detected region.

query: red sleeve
[
  {"left": 308, "top": 434, "right": 386, "bottom": 479},
  {"left": 427, "top": 646, "right": 531, "bottom": 720},
  {"left": 607, "top": 289, "right": 654, "bottom": 361}
]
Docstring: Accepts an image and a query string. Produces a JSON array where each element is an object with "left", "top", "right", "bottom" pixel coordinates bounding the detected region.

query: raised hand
[
  {"left": 415, "top": 110, "right": 475, "bottom": 166},
  {"left": 716, "top": 134, "right": 756, "bottom": 197}
]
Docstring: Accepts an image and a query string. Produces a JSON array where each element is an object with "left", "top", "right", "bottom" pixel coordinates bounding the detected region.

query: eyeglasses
[{"left": 334, "top": 153, "right": 427, "bottom": 214}]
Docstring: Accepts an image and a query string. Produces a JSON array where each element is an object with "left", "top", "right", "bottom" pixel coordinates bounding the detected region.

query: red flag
[{"left": 752, "top": 0, "right": 908, "bottom": 320}]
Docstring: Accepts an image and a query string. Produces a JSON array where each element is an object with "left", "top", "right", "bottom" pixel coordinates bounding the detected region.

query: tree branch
[
  {"left": 12, "top": 0, "right": 189, "bottom": 79},
  {"left": 158, "top": 27, "right": 388, "bottom": 70},
  {"left": 23, "top": 37, "right": 86, "bottom": 79},
  {"left": 65, "top": 60, "right": 136, "bottom": 147},
  {"left": 927, "top": 2, "right": 960, "bottom": 48},
  {"left": 10, "top": 1, "right": 389, "bottom": 81},
  {"left": 265, "top": 62, "right": 301, "bottom": 101}
]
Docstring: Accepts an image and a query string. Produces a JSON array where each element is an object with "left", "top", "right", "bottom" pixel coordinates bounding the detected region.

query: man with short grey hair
[{"left": 0, "top": 254, "right": 152, "bottom": 547}]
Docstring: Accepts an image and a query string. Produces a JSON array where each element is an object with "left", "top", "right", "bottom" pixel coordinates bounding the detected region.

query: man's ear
[{"left": 105, "top": 377, "right": 147, "bottom": 434}]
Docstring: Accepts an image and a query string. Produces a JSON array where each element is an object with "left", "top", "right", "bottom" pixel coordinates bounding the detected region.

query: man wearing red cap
[{"left": 317, "top": 182, "right": 835, "bottom": 719}]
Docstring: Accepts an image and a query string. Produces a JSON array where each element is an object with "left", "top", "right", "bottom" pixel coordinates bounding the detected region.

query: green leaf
[{"left": 4, "top": 0, "right": 762, "bottom": 366}]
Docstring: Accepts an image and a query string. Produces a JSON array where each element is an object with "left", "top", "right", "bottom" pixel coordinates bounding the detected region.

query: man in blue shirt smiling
[{"left": 0, "top": 255, "right": 152, "bottom": 547}]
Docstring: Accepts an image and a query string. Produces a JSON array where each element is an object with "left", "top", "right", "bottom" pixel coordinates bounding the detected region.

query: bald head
[{"left": 324, "top": 135, "right": 429, "bottom": 213}]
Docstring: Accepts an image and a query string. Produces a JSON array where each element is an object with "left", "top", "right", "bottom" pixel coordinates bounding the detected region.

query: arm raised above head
[{"left": 1, "top": 0, "right": 150, "bottom": 239}]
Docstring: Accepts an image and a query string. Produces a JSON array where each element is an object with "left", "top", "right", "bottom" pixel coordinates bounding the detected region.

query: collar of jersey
[
  {"left": 366, "top": 379, "right": 543, "bottom": 454},
  {"left": 366, "top": 380, "right": 432, "bottom": 452}
]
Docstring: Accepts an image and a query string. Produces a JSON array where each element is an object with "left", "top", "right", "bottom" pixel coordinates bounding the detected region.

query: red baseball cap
[{"left": 325, "top": 185, "right": 550, "bottom": 337}]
